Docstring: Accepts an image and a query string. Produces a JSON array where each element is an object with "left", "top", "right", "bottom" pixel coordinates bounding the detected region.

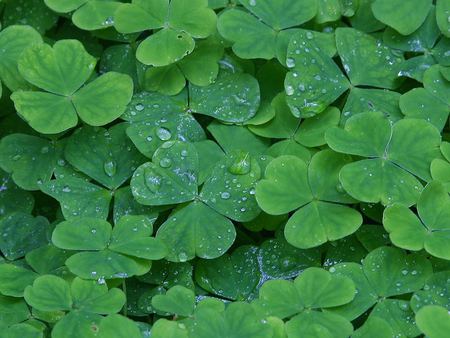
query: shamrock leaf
[
  {"left": 189, "top": 72, "right": 261, "bottom": 123},
  {"left": 411, "top": 271, "right": 450, "bottom": 312},
  {"left": 11, "top": 40, "right": 133, "bottom": 134},
  {"left": 352, "top": 316, "right": 394, "bottom": 338},
  {"left": 383, "top": 181, "right": 450, "bottom": 260},
  {"left": 97, "top": 314, "right": 142, "bottom": 338},
  {"left": 190, "top": 302, "right": 273, "bottom": 338},
  {"left": 254, "top": 267, "right": 354, "bottom": 337},
  {"left": 151, "top": 285, "right": 195, "bottom": 317},
  {"left": 284, "top": 33, "right": 349, "bottom": 118},
  {"left": 3, "top": 0, "right": 58, "bottom": 33},
  {"left": 328, "top": 246, "right": 432, "bottom": 321},
  {"left": 0, "top": 25, "right": 43, "bottom": 92},
  {"left": 40, "top": 176, "right": 112, "bottom": 220},
  {"left": 155, "top": 201, "right": 236, "bottom": 262},
  {"left": 0, "top": 264, "right": 38, "bottom": 297},
  {"left": 217, "top": 0, "right": 317, "bottom": 60},
  {"left": 44, "top": 0, "right": 121, "bottom": 31},
  {"left": 335, "top": 28, "right": 404, "bottom": 89},
  {"left": 0, "top": 133, "right": 63, "bottom": 190},
  {"left": 65, "top": 124, "right": 146, "bottom": 190},
  {"left": 285, "top": 28, "right": 404, "bottom": 118},
  {"left": 0, "top": 212, "right": 51, "bottom": 261},
  {"left": 195, "top": 246, "right": 261, "bottom": 301},
  {"left": 0, "top": 295, "right": 30, "bottom": 327},
  {"left": 143, "top": 37, "right": 224, "bottom": 95},
  {"left": 0, "top": 170, "right": 34, "bottom": 217},
  {"left": 370, "top": 299, "right": 420, "bottom": 338},
  {"left": 371, "top": 0, "right": 432, "bottom": 35},
  {"left": 52, "top": 216, "right": 166, "bottom": 279},
  {"left": 326, "top": 111, "right": 441, "bottom": 206},
  {"left": 115, "top": 0, "right": 217, "bottom": 66},
  {"left": 256, "top": 150, "right": 362, "bottom": 248},
  {"left": 416, "top": 305, "right": 450, "bottom": 338},
  {"left": 436, "top": 0, "right": 450, "bottom": 37},
  {"left": 132, "top": 141, "right": 261, "bottom": 261}
]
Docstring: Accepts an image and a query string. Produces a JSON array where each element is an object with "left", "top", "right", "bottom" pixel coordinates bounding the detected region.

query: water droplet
[
  {"left": 135, "top": 103, "right": 144, "bottom": 111},
  {"left": 286, "top": 57, "right": 295, "bottom": 68},
  {"left": 249, "top": 0, "right": 256, "bottom": 6},
  {"left": 178, "top": 252, "right": 188, "bottom": 262},
  {"left": 62, "top": 186, "right": 71, "bottom": 193},
  {"left": 285, "top": 85, "right": 294, "bottom": 96},
  {"left": 104, "top": 160, "right": 116, "bottom": 177},
  {"left": 306, "top": 31, "right": 314, "bottom": 40},
  {"left": 180, "top": 149, "right": 188, "bottom": 157},
  {"left": 156, "top": 127, "right": 171, "bottom": 141},
  {"left": 40, "top": 146, "right": 49, "bottom": 154},
  {"left": 144, "top": 167, "right": 161, "bottom": 193},
  {"left": 159, "top": 158, "right": 172, "bottom": 168},
  {"left": 57, "top": 159, "right": 66, "bottom": 166},
  {"left": 228, "top": 152, "right": 251, "bottom": 175},
  {"left": 220, "top": 192, "right": 231, "bottom": 200},
  {"left": 146, "top": 136, "right": 153, "bottom": 142},
  {"left": 12, "top": 154, "right": 21, "bottom": 161}
]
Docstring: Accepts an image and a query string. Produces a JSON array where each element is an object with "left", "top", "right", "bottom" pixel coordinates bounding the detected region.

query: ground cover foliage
[{"left": 0, "top": 0, "right": 450, "bottom": 337}]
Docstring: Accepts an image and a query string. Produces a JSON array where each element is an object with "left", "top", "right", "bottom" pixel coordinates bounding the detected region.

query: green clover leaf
[
  {"left": 143, "top": 37, "right": 224, "bottom": 95},
  {"left": 0, "top": 25, "right": 43, "bottom": 92},
  {"left": 131, "top": 141, "right": 261, "bottom": 261},
  {"left": 416, "top": 305, "right": 450, "bottom": 338},
  {"left": 254, "top": 267, "right": 354, "bottom": 337},
  {"left": 436, "top": 0, "right": 450, "bottom": 37},
  {"left": 52, "top": 216, "right": 166, "bottom": 279},
  {"left": 44, "top": 0, "right": 121, "bottom": 31},
  {"left": 326, "top": 111, "right": 442, "bottom": 206},
  {"left": 383, "top": 181, "right": 450, "bottom": 260},
  {"left": 0, "top": 169, "right": 34, "bottom": 217},
  {"left": 0, "top": 133, "right": 64, "bottom": 190},
  {"left": 3, "top": 0, "right": 58, "bottom": 33},
  {"left": 0, "top": 212, "right": 51, "bottom": 261},
  {"left": 217, "top": 0, "right": 317, "bottom": 60},
  {"left": 151, "top": 285, "right": 195, "bottom": 317},
  {"left": 256, "top": 150, "right": 362, "bottom": 248},
  {"left": 65, "top": 124, "right": 146, "bottom": 190},
  {"left": 0, "top": 264, "right": 38, "bottom": 297},
  {"left": 40, "top": 176, "right": 112, "bottom": 220},
  {"left": 0, "top": 295, "right": 30, "bottom": 327},
  {"left": 285, "top": 28, "right": 404, "bottom": 118},
  {"left": 115, "top": 0, "right": 216, "bottom": 66},
  {"left": 352, "top": 316, "right": 393, "bottom": 338},
  {"left": 190, "top": 302, "right": 273, "bottom": 338},
  {"left": 328, "top": 246, "right": 432, "bottom": 322},
  {"left": 11, "top": 40, "right": 133, "bottom": 134},
  {"left": 371, "top": 0, "right": 432, "bottom": 35},
  {"left": 411, "top": 271, "right": 450, "bottom": 313},
  {"left": 195, "top": 245, "right": 261, "bottom": 301}
]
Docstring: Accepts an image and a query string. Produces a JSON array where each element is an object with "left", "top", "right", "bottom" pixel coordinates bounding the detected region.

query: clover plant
[{"left": 0, "top": 0, "right": 450, "bottom": 337}]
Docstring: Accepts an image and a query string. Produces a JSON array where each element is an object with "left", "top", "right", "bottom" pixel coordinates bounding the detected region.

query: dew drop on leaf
[
  {"left": 228, "top": 152, "right": 251, "bottom": 175},
  {"left": 156, "top": 127, "right": 172, "bottom": 141},
  {"left": 103, "top": 160, "right": 117, "bottom": 177},
  {"left": 178, "top": 252, "right": 188, "bottom": 262},
  {"left": 159, "top": 158, "right": 172, "bottom": 168},
  {"left": 220, "top": 192, "right": 231, "bottom": 200},
  {"left": 144, "top": 167, "right": 162, "bottom": 193}
]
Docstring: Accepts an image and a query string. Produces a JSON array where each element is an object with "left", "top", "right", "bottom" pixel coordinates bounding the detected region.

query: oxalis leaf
[
  {"left": 256, "top": 149, "right": 362, "bottom": 249},
  {"left": 114, "top": 0, "right": 217, "bottom": 67},
  {"left": 51, "top": 216, "right": 166, "bottom": 279},
  {"left": 325, "top": 111, "right": 442, "bottom": 206},
  {"left": 11, "top": 40, "right": 133, "bottom": 134}
]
